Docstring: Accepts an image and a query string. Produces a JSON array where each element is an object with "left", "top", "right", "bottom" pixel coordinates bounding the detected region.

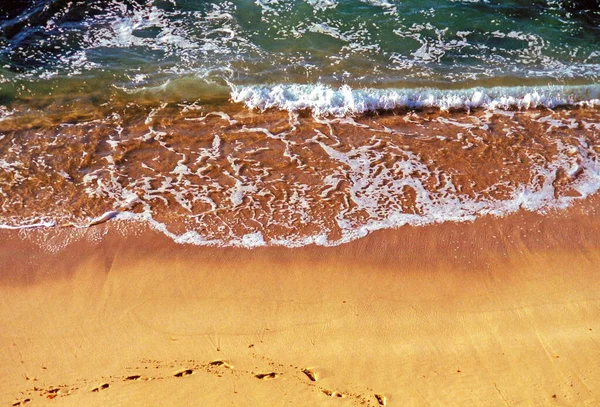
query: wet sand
[{"left": 2, "top": 197, "right": 600, "bottom": 406}]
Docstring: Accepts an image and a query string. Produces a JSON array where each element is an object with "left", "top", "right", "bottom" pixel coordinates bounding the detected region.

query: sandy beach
[
  {"left": 4, "top": 1, "right": 600, "bottom": 406},
  {"left": 1, "top": 198, "right": 600, "bottom": 407}
]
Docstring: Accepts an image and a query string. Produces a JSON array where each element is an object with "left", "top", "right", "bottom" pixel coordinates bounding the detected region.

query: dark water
[{"left": 1, "top": 0, "right": 600, "bottom": 105}]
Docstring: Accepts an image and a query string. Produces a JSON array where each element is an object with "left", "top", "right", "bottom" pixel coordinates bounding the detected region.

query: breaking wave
[{"left": 231, "top": 83, "right": 600, "bottom": 116}]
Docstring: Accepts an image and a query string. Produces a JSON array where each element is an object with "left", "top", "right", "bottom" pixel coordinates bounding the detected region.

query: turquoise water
[{"left": 1, "top": 0, "right": 600, "bottom": 106}]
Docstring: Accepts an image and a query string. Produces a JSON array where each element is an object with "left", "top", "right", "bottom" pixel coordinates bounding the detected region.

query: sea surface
[{"left": 1, "top": 0, "right": 600, "bottom": 247}]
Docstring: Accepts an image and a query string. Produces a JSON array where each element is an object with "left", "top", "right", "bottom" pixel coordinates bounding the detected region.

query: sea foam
[{"left": 230, "top": 83, "right": 600, "bottom": 116}]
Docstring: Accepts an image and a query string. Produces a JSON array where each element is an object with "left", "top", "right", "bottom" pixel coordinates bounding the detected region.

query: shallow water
[{"left": 1, "top": 100, "right": 600, "bottom": 247}]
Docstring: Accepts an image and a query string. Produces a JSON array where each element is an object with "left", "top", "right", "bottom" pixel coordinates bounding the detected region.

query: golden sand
[{"left": 1, "top": 201, "right": 600, "bottom": 406}]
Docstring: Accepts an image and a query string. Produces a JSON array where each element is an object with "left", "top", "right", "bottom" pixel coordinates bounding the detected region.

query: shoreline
[
  {"left": 2, "top": 200, "right": 600, "bottom": 405},
  {"left": 2, "top": 103, "right": 600, "bottom": 248},
  {"left": 3, "top": 2, "right": 600, "bottom": 405}
]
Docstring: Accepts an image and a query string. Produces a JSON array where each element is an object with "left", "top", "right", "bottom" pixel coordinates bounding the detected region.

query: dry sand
[{"left": 1, "top": 201, "right": 600, "bottom": 406}]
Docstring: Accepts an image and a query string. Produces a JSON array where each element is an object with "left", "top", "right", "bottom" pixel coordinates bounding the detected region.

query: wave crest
[{"left": 230, "top": 83, "right": 600, "bottom": 116}]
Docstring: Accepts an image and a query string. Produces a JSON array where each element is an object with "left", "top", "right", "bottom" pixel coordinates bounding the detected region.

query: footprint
[
  {"left": 42, "top": 387, "right": 63, "bottom": 399},
  {"left": 174, "top": 369, "right": 194, "bottom": 377},
  {"left": 255, "top": 372, "right": 278, "bottom": 380},
  {"left": 375, "top": 394, "right": 387, "bottom": 405},
  {"left": 209, "top": 360, "right": 232, "bottom": 369},
  {"left": 92, "top": 383, "right": 110, "bottom": 392},
  {"left": 322, "top": 389, "right": 344, "bottom": 398},
  {"left": 302, "top": 369, "right": 317, "bottom": 382},
  {"left": 12, "top": 399, "right": 31, "bottom": 406},
  {"left": 124, "top": 375, "right": 142, "bottom": 381}
]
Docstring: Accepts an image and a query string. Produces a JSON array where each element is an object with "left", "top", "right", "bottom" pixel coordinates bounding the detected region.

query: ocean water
[{"left": 1, "top": 0, "right": 600, "bottom": 247}]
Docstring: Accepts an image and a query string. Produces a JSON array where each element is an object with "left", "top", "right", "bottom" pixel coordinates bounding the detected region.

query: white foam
[
  {"left": 4, "top": 99, "right": 600, "bottom": 251},
  {"left": 236, "top": 232, "right": 267, "bottom": 248},
  {"left": 0, "top": 221, "right": 56, "bottom": 230},
  {"left": 230, "top": 83, "right": 600, "bottom": 116},
  {"left": 305, "top": 0, "right": 338, "bottom": 11},
  {"left": 0, "top": 106, "right": 14, "bottom": 122}
]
